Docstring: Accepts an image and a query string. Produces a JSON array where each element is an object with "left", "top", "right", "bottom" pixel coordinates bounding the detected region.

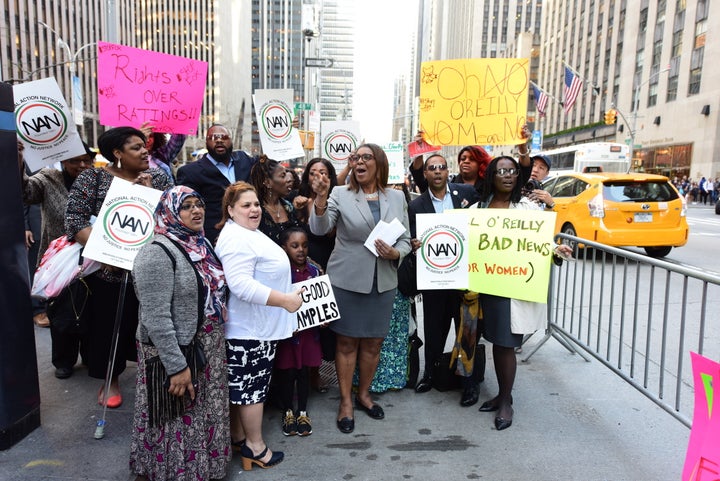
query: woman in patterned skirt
[{"left": 130, "top": 186, "right": 230, "bottom": 480}]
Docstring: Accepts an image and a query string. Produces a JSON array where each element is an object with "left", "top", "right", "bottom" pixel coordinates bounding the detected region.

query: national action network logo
[
  {"left": 102, "top": 201, "right": 155, "bottom": 247},
  {"left": 260, "top": 101, "right": 293, "bottom": 141},
  {"left": 15, "top": 100, "right": 69, "bottom": 146},
  {"left": 419, "top": 225, "right": 465, "bottom": 274},
  {"left": 323, "top": 130, "right": 358, "bottom": 163}
]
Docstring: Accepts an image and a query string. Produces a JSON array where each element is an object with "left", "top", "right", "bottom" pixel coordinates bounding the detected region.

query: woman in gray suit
[{"left": 309, "top": 143, "right": 411, "bottom": 433}]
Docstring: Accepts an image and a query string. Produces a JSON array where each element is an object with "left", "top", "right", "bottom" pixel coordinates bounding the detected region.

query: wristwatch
[{"left": 546, "top": 202, "right": 555, "bottom": 209}]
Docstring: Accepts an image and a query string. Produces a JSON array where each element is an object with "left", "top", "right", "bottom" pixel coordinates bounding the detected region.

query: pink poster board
[
  {"left": 683, "top": 352, "right": 720, "bottom": 481},
  {"left": 96, "top": 42, "right": 208, "bottom": 135}
]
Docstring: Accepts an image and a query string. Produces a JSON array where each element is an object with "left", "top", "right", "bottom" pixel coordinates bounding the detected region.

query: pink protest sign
[
  {"left": 97, "top": 42, "right": 208, "bottom": 135},
  {"left": 683, "top": 352, "right": 720, "bottom": 481}
]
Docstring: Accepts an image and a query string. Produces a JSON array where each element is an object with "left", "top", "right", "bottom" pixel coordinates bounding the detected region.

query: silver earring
[{"left": 116, "top": 157, "right": 122, "bottom": 169}]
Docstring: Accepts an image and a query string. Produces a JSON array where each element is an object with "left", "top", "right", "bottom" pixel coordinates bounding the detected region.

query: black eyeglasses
[
  {"left": 64, "top": 157, "right": 94, "bottom": 165},
  {"left": 207, "top": 133, "right": 230, "bottom": 142},
  {"left": 349, "top": 153, "right": 374, "bottom": 162},
  {"left": 496, "top": 168, "right": 519, "bottom": 177},
  {"left": 179, "top": 200, "right": 206, "bottom": 211},
  {"left": 425, "top": 164, "right": 448, "bottom": 172}
]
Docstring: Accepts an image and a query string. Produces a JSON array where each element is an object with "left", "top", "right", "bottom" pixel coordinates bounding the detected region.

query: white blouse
[{"left": 215, "top": 220, "right": 294, "bottom": 341}]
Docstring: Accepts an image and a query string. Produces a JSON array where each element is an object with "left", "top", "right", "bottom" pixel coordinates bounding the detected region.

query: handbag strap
[{"left": 152, "top": 239, "right": 204, "bottom": 335}]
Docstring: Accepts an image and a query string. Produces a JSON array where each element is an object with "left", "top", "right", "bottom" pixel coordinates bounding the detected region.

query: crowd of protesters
[{"left": 20, "top": 124, "right": 573, "bottom": 481}]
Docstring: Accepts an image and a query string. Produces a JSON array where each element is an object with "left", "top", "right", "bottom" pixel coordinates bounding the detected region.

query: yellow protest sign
[
  {"left": 465, "top": 208, "right": 556, "bottom": 303},
  {"left": 419, "top": 58, "right": 529, "bottom": 146}
]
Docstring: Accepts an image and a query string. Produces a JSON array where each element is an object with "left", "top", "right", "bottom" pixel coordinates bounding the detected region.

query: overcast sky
[{"left": 352, "top": 0, "right": 418, "bottom": 143}]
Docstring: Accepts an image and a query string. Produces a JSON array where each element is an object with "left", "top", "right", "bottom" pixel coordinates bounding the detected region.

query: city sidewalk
[{"left": 1, "top": 324, "right": 689, "bottom": 481}]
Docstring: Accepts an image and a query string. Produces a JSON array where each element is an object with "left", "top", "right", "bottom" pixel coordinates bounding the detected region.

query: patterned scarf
[{"left": 154, "top": 186, "right": 226, "bottom": 322}]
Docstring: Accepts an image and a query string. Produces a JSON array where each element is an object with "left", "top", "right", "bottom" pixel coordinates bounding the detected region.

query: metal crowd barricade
[{"left": 523, "top": 234, "right": 720, "bottom": 428}]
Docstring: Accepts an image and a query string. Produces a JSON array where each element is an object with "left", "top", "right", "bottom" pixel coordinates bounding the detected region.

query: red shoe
[{"left": 99, "top": 394, "right": 123, "bottom": 408}]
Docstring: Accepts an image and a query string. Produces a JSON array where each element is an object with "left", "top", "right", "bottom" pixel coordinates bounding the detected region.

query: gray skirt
[
  {"left": 331, "top": 282, "right": 395, "bottom": 339},
  {"left": 479, "top": 293, "right": 523, "bottom": 348}
]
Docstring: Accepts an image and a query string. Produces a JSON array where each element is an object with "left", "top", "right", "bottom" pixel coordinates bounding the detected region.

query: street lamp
[
  {"left": 628, "top": 66, "right": 670, "bottom": 169},
  {"left": 38, "top": 21, "right": 96, "bottom": 128}
]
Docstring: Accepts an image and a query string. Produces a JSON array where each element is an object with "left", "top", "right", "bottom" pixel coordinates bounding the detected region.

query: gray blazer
[
  {"left": 310, "top": 185, "right": 411, "bottom": 294},
  {"left": 132, "top": 235, "right": 203, "bottom": 376}
]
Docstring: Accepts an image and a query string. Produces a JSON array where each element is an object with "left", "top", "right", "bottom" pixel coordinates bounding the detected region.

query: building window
[{"left": 688, "top": 46, "right": 703, "bottom": 95}]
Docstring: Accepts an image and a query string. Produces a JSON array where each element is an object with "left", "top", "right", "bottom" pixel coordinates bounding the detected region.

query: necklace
[
  {"left": 364, "top": 191, "right": 379, "bottom": 200},
  {"left": 265, "top": 201, "right": 283, "bottom": 219}
]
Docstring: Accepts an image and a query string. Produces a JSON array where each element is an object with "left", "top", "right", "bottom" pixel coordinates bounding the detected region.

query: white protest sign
[
  {"left": 13, "top": 77, "right": 86, "bottom": 172},
  {"left": 292, "top": 274, "right": 340, "bottom": 332},
  {"left": 416, "top": 212, "right": 470, "bottom": 290},
  {"left": 320, "top": 120, "right": 361, "bottom": 171},
  {"left": 383, "top": 141, "right": 405, "bottom": 184},
  {"left": 253, "top": 89, "right": 304, "bottom": 161},
  {"left": 83, "top": 177, "right": 163, "bottom": 270}
]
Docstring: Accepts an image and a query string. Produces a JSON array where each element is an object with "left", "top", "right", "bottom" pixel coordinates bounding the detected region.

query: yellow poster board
[
  {"left": 419, "top": 58, "right": 529, "bottom": 146},
  {"left": 465, "top": 208, "right": 556, "bottom": 303}
]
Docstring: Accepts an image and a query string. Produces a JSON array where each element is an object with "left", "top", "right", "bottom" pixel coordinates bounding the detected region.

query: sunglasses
[
  {"left": 349, "top": 153, "right": 374, "bottom": 162},
  {"left": 496, "top": 168, "right": 520, "bottom": 177},
  {"left": 179, "top": 200, "right": 206, "bottom": 211},
  {"left": 425, "top": 164, "right": 448, "bottom": 172},
  {"left": 207, "top": 133, "right": 231, "bottom": 142}
]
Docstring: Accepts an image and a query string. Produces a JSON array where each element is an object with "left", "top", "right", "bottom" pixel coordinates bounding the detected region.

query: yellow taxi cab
[{"left": 542, "top": 172, "right": 689, "bottom": 257}]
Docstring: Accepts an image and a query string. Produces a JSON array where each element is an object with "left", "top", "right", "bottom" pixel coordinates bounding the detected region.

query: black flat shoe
[
  {"left": 355, "top": 397, "right": 385, "bottom": 420},
  {"left": 55, "top": 367, "right": 73, "bottom": 379},
  {"left": 478, "top": 400, "right": 499, "bottom": 412},
  {"left": 478, "top": 395, "right": 513, "bottom": 412},
  {"left": 460, "top": 386, "right": 479, "bottom": 407},
  {"left": 336, "top": 417, "right": 354, "bottom": 433},
  {"left": 495, "top": 409, "right": 514, "bottom": 431},
  {"left": 415, "top": 376, "right": 432, "bottom": 393}
]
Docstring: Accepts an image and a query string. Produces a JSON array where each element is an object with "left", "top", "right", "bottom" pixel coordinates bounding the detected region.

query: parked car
[{"left": 542, "top": 172, "right": 688, "bottom": 258}]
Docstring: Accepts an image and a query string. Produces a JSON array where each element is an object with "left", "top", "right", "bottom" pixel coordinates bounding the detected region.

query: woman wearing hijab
[{"left": 130, "top": 186, "right": 230, "bottom": 481}]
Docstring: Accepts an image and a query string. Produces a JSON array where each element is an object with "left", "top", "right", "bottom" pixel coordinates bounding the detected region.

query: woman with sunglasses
[
  {"left": 309, "top": 143, "right": 411, "bottom": 434},
  {"left": 473, "top": 156, "right": 571, "bottom": 431}
]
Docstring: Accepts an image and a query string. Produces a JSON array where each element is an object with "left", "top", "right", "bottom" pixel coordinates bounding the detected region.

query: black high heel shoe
[
  {"left": 494, "top": 408, "right": 514, "bottom": 431},
  {"left": 240, "top": 444, "right": 284, "bottom": 471},
  {"left": 230, "top": 438, "right": 245, "bottom": 452},
  {"left": 478, "top": 395, "right": 513, "bottom": 412}
]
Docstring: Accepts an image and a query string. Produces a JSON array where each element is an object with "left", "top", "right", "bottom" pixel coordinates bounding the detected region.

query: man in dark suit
[
  {"left": 176, "top": 124, "right": 258, "bottom": 243},
  {"left": 408, "top": 153, "right": 480, "bottom": 406}
]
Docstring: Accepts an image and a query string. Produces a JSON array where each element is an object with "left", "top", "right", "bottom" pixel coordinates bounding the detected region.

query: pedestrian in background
[{"left": 21, "top": 139, "right": 95, "bottom": 378}]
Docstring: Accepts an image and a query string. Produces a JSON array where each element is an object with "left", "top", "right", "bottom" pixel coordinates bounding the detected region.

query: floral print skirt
[{"left": 130, "top": 318, "right": 231, "bottom": 481}]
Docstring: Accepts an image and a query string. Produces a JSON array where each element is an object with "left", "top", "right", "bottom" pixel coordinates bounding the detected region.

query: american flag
[
  {"left": 563, "top": 66, "right": 583, "bottom": 113},
  {"left": 532, "top": 83, "right": 549, "bottom": 117}
]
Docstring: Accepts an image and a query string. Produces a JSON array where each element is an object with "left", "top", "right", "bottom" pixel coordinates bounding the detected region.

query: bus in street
[{"left": 537, "top": 142, "right": 630, "bottom": 176}]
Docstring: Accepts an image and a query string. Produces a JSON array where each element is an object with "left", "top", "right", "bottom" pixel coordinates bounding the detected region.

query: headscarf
[{"left": 154, "top": 186, "right": 226, "bottom": 322}]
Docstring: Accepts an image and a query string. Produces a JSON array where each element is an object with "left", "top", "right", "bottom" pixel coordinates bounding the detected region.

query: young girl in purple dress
[{"left": 274, "top": 227, "right": 323, "bottom": 436}]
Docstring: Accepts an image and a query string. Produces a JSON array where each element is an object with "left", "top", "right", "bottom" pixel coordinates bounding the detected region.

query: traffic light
[{"left": 604, "top": 109, "right": 617, "bottom": 125}]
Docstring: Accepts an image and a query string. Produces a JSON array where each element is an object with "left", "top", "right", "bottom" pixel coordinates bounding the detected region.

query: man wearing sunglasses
[
  {"left": 177, "top": 124, "right": 258, "bottom": 243},
  {"left": 407, "top": 154, "right": 480, "bottom": 405}
]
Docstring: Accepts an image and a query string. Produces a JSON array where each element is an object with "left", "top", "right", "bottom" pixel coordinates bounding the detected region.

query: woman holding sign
[
  {"left": 473, "top": 156, "right": 572, "bottom": 431},
  {"left": 65, "top": 126, "right": 172, "bottom": 408},
  {"left": 309, "top": 143, "right": 411, "bottom": 434},
  {"left": 214, "top": 181, "right": 302, "bottom": 470}
]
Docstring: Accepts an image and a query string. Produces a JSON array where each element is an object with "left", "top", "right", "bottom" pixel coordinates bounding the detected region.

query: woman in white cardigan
[{"left": 215, "top": 181, "right": 302, "bottom": 471}]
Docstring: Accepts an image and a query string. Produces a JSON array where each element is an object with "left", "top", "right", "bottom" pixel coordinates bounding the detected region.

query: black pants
[
  {"left": 51, "top": 324, "right": 85, "bottom": 369},
  {"left": 420, "top": 289, "right": 461, "bottom": 374},
  {"left": 83, "top": 275, "right": 139, "bottom": 380}
]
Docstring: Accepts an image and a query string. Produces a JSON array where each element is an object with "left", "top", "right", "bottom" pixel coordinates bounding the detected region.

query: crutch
[{"left": 94, "top": 270, "right": 129, "bottom": 439}]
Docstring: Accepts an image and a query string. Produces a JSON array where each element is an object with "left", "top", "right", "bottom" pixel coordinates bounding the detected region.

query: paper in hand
[{"left": 364, "top": 218, "right": 406, "bottom": 256}]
